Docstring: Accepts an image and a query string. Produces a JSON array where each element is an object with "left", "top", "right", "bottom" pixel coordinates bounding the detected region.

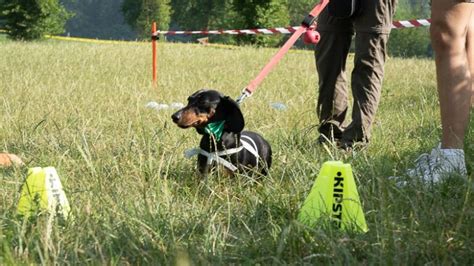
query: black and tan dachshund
[{"left": 171, "top": 89, "right": 272, "bottom": 176}]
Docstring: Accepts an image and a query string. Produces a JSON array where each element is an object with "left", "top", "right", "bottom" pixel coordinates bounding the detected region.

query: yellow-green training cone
[
  {"left": 298, "top": 161, "right": 368, "bottom": 232},
  {"left": 17, "top": 167, "right": 71, "bottom": 220}
]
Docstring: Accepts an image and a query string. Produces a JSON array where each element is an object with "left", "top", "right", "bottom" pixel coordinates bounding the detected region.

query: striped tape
[
  {"left": 392, "top": 19, "right": 431, "bottom": 29},
  {"left": 154, "top": 19, "right": 432, "bottom": 36},
  {"left": 158, "top": 27, "right": 300, "bottom": 36}
]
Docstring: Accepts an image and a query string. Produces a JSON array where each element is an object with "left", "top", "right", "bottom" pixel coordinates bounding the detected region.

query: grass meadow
[{"left": 0, "top": 35, "right": 473, "bottom": 264}]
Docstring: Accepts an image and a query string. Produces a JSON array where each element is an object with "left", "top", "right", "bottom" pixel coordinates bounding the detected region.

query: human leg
[
  {"left": 430, "top": 0, "right": 473, "bottom": 149},
  {"left": 467, "top": 11, "right": 474, "bottom": 106},
  {"left": 315, "top": 9, "right": 354, "bottom": 141},
  {"left": 339, "top": 0, "right": 395, "bottom": 146},
  {"left": 342, "top": 32, "right": 389, "bottom": 143},
  {"left": 399, "top": 1, "right": 472, "bottom": 183},
  {"left": 315, "top": 31, "right": 353, "bottom": 140}
]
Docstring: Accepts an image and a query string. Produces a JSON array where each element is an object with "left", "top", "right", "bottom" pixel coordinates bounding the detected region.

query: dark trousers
[{"left": 315, "top": 0, "right": 397, "bottom": 142}]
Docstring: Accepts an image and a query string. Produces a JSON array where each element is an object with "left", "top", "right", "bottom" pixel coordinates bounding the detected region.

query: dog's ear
[
  {"left": 187, "top": 89, "right": 205, "bottom": 102},
  {"left": 221, "top": 96, "right": 244, "bottom": 133}
]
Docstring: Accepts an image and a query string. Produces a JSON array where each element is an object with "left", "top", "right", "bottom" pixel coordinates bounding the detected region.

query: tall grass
[{"left": 0, "top": 38, "right": 473, "bottom": 264}]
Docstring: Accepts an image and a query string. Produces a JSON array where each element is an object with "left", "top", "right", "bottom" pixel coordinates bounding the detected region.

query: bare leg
[
  {"left": 468, "top": 12, "right": 474, "bottom": 107},
  {"left": 392, "top": 1, "right": 471, "bottom": 183},
  {"left": 430, "top": 1, "right": 473, "bottom": 149}
]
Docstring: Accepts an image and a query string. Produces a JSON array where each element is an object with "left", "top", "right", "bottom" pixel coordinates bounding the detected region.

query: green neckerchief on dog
[{"left": 204, "top": 120, "right": 225, "bottom": 141}]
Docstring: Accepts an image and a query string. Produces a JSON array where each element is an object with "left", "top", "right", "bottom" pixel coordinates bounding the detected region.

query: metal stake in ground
[{"left": 152, "top": 22, "right": 158, "bottom": 88}]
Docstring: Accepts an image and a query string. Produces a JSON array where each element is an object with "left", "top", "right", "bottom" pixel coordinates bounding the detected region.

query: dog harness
[{"left": 185, "top": 134, "right": 260, "bottom": 172}]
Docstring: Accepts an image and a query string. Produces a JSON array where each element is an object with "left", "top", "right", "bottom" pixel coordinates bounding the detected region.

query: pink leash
[{"left": 236, "top": 0, "right": 329, "bottom": 104}]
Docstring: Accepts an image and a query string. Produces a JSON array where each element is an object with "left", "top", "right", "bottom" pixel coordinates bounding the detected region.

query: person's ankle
[{"left": 440, "top": 139, "right": 464, "bottom": 150}]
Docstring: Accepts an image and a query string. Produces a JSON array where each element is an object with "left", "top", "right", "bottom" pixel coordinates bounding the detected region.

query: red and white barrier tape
[
  {"left": 392, "top": 19, "right": 431, "bottom": 29},
  {"left": 155, "top": 27, "right": 299, "bottom": 36},
  {"left": 153, "top": 19, "right": 432, "bottom": 36}
]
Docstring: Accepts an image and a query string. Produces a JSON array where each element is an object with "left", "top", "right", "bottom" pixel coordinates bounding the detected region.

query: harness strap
[
  {"left": 184, "top": 136, "right": 261, "bottom": 172},
  {"left": 240, "top": 135, "right": 260, "bottom": 168},
  {"left": 185, "top": 146, "right": 243, "bottom": 172}
]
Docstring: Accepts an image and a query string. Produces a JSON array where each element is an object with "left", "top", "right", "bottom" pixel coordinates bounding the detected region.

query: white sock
[{"left": 439, "top": 148, "right": 465, "bottom": 158}]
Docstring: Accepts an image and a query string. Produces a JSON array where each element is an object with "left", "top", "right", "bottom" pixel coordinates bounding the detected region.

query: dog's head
[{"left": 171, "top": 89, "right": 244, "bottom": 133}]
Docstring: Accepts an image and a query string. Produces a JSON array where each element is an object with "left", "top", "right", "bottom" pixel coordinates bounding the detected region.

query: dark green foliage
[
  {"left": 232, "top": 0, "right": 289, "bottom": 47},
  {"left": 122, "top": 0, "right": 171, "bottom": 39},
  {"left": 388, "top": 0, "right": 431, "bottom": 57},
  {"left": 61, "top": 0, "right": 136, "bottom": 40},
  {"left": 0, "top": 0, "right": 6, "bottom": 27},
  {"left": 169, "top": 0, "right": 290, "bottom": 46},
  {"left": 388, "top": 27, "right": 431, "bottom": 58},
  {"left": 288, "top": 0, "right": 314, "bottom": 25},
  {"left": 170, "top": 0, "right": 232, "bottom": 30},
  {"left": 169, "top": 0, "right": 236, "bottom": 43},
  {"left": 1, "top": 0, "right": 71, "bottom": 40}
]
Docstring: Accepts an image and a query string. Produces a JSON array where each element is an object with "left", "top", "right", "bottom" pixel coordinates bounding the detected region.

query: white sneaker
[{"left": 405, "top": 145, "right": 467, "bottom": 184}]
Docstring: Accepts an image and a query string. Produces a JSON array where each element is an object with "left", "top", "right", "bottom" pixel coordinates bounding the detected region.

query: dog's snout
[{"left": 171, "top": 111, "right": 181, "bottom": 123}]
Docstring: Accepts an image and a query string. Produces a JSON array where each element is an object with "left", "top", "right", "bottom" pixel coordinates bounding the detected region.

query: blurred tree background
[
  {"left": 0, "top": 0, "right": 432, "bottom": 56},
  {"left": 1, "top": 0, "right": 71, "bottom": 40},
  {"left": 122, "top": 0, "right": 171, "bottom": 39},
  {"left": 61, "top": 0, "right": 136, "bottom": 40},
  {"left": 388, "top": 0, "right": 431, "bottom": 57}
]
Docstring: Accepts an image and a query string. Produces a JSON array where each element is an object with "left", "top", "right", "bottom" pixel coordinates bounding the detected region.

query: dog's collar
[{"left": 204, "top": 120, "right": 225, "bottom": 141}]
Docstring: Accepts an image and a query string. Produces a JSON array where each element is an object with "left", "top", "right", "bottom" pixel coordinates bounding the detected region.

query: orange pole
[{"left": 152, "top": 22, "right": 157, "bottom": 87}]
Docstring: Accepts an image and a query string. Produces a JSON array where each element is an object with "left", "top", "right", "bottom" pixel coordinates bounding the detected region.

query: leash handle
[{"left": 240, "top": 0, "right": 329, "bottom": 102}]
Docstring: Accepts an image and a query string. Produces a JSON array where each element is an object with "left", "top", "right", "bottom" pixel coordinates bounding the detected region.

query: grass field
[{"left": 0, "top": 36, "right": 473, "bottom": 264}]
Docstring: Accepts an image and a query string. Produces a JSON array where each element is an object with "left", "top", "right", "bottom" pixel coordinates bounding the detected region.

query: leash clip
[{"left": 236, "top": 88, "right": 252, "bottom": 105}]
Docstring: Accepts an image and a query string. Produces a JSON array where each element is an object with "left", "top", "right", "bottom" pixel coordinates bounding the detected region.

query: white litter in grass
[
  {"left": 170, "top": 102, "right": 185, "bottom": 109},
  {"left": 146, "top": 101, "right": 185, "bottom": 111},
  {"left": 145, "top": 101, "right": 158, "bottom": 109},
  {"left": 270, "top": 102, "right": 287, "bottom": 111},
  {"left": 146, "top": 101, "right": 169, "bottom": 110}
]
